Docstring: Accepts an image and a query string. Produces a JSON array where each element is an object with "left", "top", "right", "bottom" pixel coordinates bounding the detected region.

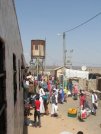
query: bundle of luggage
[
  {"left": 68, "top": 108, "right": 77, "bottom": 118},
  {"left": 78, "top": 108, "right": 91, "bottom": 120}
]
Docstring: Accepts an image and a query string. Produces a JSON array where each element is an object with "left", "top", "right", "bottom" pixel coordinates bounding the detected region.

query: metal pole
[
  {"left": 63, "top": 32, "right": 66, "bottom": 67},
  {"left": 63, "top": 32, "right": 67, "bottom": 89},
  {"left": 36, "top": 57, "right": 39, "bottom": 78}
]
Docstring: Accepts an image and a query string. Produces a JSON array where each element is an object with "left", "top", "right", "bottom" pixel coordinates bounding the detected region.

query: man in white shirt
[
  {"left": 91, "top": 90, "right": 98, "bottom": 115},
  {"left": 51, "top": 88, "right": 58, "bottom": 117}
]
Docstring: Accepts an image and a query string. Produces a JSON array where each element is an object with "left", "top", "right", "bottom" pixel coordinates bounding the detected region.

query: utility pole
[
  {"left": 63, "top": 32, "right": 66, "bottom": 67},
  {"left": 63, "top": 32, "right": 67, "bottom": 89},
  {"left": 36, "top": 57, "right": 39, "bottom": 78}
]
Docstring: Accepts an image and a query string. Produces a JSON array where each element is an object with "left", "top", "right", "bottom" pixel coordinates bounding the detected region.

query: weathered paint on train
[{"left": 0, "top": 0, "right": 25, "bottom": 134}]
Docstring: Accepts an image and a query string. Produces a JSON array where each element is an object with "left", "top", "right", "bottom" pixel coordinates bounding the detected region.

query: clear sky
[{"left": 15, "top": 0, "right": 101, "bottom": 67}]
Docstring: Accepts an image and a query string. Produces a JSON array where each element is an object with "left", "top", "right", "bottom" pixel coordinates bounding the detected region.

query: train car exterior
[{"left": 0, "top": 0, "right": 25, "bottom": 134}]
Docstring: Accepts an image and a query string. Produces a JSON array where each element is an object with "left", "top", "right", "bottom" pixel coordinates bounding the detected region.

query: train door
[{"left": 0, "top": 39, "right": 7, "bottom": 134}]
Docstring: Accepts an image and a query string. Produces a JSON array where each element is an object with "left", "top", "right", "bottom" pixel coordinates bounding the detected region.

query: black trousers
[{"left": 34, "top": 110, "right": 41, "bottom": 126}]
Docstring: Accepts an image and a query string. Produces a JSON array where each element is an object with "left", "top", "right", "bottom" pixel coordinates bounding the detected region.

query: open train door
[{"left": 0, "top": 39, "right": 7, "bottom": 134}]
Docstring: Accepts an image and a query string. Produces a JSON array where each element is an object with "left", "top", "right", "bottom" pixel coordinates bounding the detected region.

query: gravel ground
[{"left": 24, "top": 97, "right": 101, "bottom": 134}]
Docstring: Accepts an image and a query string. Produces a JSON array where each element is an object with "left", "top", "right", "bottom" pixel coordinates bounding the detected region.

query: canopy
[{"left": 65, "top": 69, "right": 89, "bottom": 80}]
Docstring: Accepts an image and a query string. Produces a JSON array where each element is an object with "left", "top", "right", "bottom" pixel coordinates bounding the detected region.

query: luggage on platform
[
  {"left": 81, "top": 111, "right": 87, "bottom": 119},
  {"left": 80, "top": 109, "right": 87, "bottom": 119},
  {"left": 73, "top": 94, "right": 78, "bottom": 100},
  {"left": 68, "top": 108, "right": 77, "bottom": 117}
]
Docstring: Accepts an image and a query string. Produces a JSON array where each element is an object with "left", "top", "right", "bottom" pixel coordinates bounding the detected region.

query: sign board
[{"left": 31, "top": 40, "right": 46, "bottom": 59}]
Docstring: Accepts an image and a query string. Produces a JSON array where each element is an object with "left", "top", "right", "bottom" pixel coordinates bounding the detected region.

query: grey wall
[{"left": 0, "top": 0, "right": 24, "bottom": 134}]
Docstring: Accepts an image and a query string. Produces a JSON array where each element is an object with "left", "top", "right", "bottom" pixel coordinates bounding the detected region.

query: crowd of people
[{"left": 23, "top": 71, "right": 99, "bottom": 128}]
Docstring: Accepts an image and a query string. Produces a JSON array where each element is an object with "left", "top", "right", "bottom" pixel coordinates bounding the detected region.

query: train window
[
  {"left": 21, "top": 54, "right": 25, "bottom": 69},
  {"left": 35, "top": 45, "right": 38, "bottom": 50},
  {"left": 18, "top": 59, "right": 21, "bottom": 90},
  {"left": 13, "top": 53, "right": 17, "bottom": 105},
  {"left": 0, "top": 39, "right": 7, "bottom": 134}
]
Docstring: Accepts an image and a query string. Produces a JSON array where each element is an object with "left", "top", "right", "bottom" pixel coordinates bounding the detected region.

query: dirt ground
[{"left": 24, "top": 97, "right": 101, "bottom": 134}]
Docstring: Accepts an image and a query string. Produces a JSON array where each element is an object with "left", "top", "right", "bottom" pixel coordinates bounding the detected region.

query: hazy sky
[{"left": 15, "top": 0, "right": 101, "bottom": 67}]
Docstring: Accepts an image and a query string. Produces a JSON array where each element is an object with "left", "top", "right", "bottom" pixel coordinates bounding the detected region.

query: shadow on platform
[
  {"left": 23, "top": 125, "right": 28, "bottom": 134},
  {"left": 23, "top": 116, "right": 34, "bottom": 134}
]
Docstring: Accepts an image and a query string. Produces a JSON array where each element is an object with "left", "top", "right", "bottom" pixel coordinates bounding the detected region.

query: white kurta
[
  {"left": 91, "top": 93, "right": 98, "bottom": 103},
  {"left": 39, "top": 88, "right": 45, "bottom": 113},
  {"left": 51, "top": 92, "right": 58, "bottom": 115}
]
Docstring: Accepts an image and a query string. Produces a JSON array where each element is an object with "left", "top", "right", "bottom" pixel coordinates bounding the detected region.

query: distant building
[
  {"left": 54, "top": 66, "right": 68, "bottom": 78},
  {"left": 53, "top": 66, "right": 101, "bottom": 93}
]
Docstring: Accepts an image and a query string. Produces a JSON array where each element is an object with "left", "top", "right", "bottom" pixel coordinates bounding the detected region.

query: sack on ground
[{"left": 80, "top": 109, "right": 87, "bottom": 119}]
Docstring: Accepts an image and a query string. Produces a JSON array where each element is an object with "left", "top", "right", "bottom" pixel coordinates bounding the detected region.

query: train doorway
[{"left": 0, "top": 38, "right": 7, "bottom": 134}]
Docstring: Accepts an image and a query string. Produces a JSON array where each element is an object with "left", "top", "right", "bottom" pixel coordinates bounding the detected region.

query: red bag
[{"left": 81, "top": 110, "right": 87, "bottom": 119}]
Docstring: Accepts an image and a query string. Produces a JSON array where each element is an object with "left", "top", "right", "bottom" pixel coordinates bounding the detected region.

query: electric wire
[
  {"left": 64, "top": 11, "right": 101, "bottom": 33},
  {"left": 62, "top": 11, "right": 101, "bottom": 67}
]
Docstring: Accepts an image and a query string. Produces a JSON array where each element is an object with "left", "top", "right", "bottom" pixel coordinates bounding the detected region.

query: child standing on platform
[{"left": 34, "top": 94, "right": 41, "bottom": 127}]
